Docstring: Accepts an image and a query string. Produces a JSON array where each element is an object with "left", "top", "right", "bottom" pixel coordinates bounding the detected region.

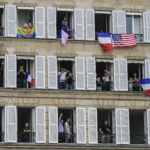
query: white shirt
[
  {"left": 58, "top": 72, "right": 67, "bottom": 82},
  {"left": 65, "top": 122, "right": 70, "bottom": 133},
  {"left": 103, "top": 75, "right": 110, "bottom": 82}
]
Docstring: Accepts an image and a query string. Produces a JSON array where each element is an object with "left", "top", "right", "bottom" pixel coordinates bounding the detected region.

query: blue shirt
[
  {"left": 59, "top": 24, "right": 69, "bottom": 38},
  {"left": 58, "top": 115, "right": 64, "bottom": 133}
]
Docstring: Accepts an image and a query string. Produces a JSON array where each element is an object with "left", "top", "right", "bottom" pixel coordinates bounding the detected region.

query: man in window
[
  {"left": 58, "top": 113, "right": 64, "bottom": 143},
  {"left": 66, "top": 71, "right": 74, "bottom": 90},
  {"left": 102, "top": 70, "right": 110, "bottom": 91},
  {"left": 23, "top": 19, "right": 32, "bottom": 29},
  {"left": 65, "top": 118, "right": 71, "bottom": 143},
  {"left": 17, "top": 66, "right": 26, "bottom": 88},
  {"left": 99, "top": 120, "right": 111, "bottom": 143},
  {"left": 0, "top": 61, "right": 4, "bottom": 87},
  {"left": 132, "top": 73, "right": 140, "bottom": 91},
  {"left": 58, "top": 68, "right": 67, "bottom": 89},
  {"left": 23, "top": 122, "right": 31, "bottom": 142}
]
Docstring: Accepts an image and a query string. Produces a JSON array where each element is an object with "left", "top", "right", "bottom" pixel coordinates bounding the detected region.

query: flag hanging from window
[
  {"left": 96, "top": 33, "right": 113, "bottom": 52},
  {"left": 61, "top": 30, "right": 69, "bottom": 46},
  {"left": 112, "top": 34, "right": 136, "bottom": 48},
  {"left": 25, "top": 72, "right": 34, "bottom": 86},
  {"left": 140, "top": 79, "right": 150, "bottom": 96}
]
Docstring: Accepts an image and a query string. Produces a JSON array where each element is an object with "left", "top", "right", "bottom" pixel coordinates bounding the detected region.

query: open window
[
  {"left": 126, "top": 13, "right": 142, "bottom": 42},
  {"left": 97, "top": 109, "right": 115, "bottom": 144},
  {"left": 0, "top": 57, "right": 4, "bottom": 87},
  {"left": 0, "top": 7, "right": 4, "bottom": 36},
  {"left": 96, "top": 59, "right": 113, "bottom": 91},
  {"left": 58, "top": 58, "right": 75, "bottom": 90},
  {"left": 130, "top": 110, "right": 146, "bottom": 144},
  {"left": 57, "top": 9, "right": 74, "bottom": 39},
  {"left": 95, "top": 11, "right": 111, "bottom": 39},
  {"left": 0, "top": 107, "right": 4, "bottom": 142},
  {"left": 17, "top": 56, "right": 35, "bottom": 88},
  {"left": 17, "top": 108, "right": 35, "bottom": 143},
  {"left": 128, "top": 60, "right": 144, "bottom": 91},
  {"left": 17, "top": 7, "right": 34, "bottom": 28},
  {"left": 58, "top": 108, "right": 76, "bottom": 143}
]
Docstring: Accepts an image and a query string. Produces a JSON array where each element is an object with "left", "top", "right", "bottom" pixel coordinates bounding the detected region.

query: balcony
[{"left": 18, "top": 132, "right": 35, "bottom": 143}]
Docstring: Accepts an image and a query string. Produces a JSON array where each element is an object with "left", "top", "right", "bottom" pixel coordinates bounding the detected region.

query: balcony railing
[
  {"left": 18, "top": 132, "right": 35, "bottom": 143},
  {"left": 130, "top": 135, "right": 147, "bottom": 144},
  {"left": 98, "top": 133, "right": 115, "bottom": 144},
  {"left": 128, "top": 81, "right": 143, "bottom": 92},
  {"left": 135, "top": 34, "right": 143, "bottom": 42},
  {"left": 58, "top": 133, "right": 76, "bottom": 143},
  {"left": 97, "top": 81, "right": 114, "bottom": 91}
]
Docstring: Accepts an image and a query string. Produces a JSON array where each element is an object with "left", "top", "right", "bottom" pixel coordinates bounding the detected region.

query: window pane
[
  {"left": 126, "top": 15, "right": 132, "bottom": 33},
  {"left": 134, "top": 16, "right": 141, "bottom": 34}
]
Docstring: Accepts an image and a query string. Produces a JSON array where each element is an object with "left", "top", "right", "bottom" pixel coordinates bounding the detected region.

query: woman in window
[
  {"left": 102, "top": 70, "right": 110, "bottom": 90},
  {"left": 132, "top": 73, "right": 140, "bottom": 91},
  {"left": 66, "top": 71, "right": 74, "bottom": 90},
  {"left": 17, "top": 66, "right": 26, "bottom": 88}
]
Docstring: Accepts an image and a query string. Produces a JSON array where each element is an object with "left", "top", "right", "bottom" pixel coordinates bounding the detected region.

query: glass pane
[
  {"left": 126, "top": 15, "right": 132, "bottom": 33},
  {"left": 134, "top": 16, "right": 141, "bottom": 34}
]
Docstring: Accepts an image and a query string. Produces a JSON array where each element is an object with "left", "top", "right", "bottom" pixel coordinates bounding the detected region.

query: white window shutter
[
  {"left": 5, "top": 55, "right": 16, "bottom": 88},
  {"left": 74, "top": 9, "right": 84, "bottom": 40},
  {"left": 76, "top": 108, "right": 86, "bottom": 144},
  {"left": 75, "top": 57, "right": 85, "bottom": 90},
  {"left": 36, "top": 107, "right": 46, "bottom": 143},
  {"left": 86, "top": 9, "right": 95, "bottom": 40},
  {"left": 112, "top": 11, "right": 126, "bottom": 34},
  {"left": 35, "top": 7, "right": 45, "bottom": 38},
  {"left": 86, "top": 57, "right": 96, "bottom": 90},
  {"left": 143, "top": 12, "right": 150, "bottom": 43},
  {"left": 5, "top": 106, "right": 17, "bottom": 143},
  {"left": 145, "top": 59, "right": 150, "bottom": 78},
  {"left": 47, "top": 7, "right": 56, "bottom": 39},
  {"left": 88, "top": 108, "right": 97, "bottom": 144},
  {"left": 114, "top": 58, "right": 128, "bottom": 91},
  {"left": 115, "top": 109, "right": 130, "bottom": 144},
  {"left": 147, "top": 109, "right": 150, "bottom": 144},
  {"left": 49, "top": 107, "right": 58, "bottom": 143},
  {"left": 48, "top": 56, "right": 58, "bottom": 89},
  {"left": 5, "top": 5, "right": 16, "bottom": 37},
  {"left": 35, "top": 56, "right": 45, "bottom": 89}
]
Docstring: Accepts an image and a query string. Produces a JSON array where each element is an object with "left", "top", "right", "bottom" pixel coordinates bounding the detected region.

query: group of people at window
[
  {"left": 96, "top": 70, "right": 111, "bottom": 91},
  {"left": 58, "top": 113, "right": 72, "bottom": 143},
  {"left": 23, "top": 20, "right": 32, "bottom": 29},
  {"left": 128, "top": 73, "right": 141, "bottom": 91},
  {"left": 58, "top": 67, "right": 74, "bottom": 90}
]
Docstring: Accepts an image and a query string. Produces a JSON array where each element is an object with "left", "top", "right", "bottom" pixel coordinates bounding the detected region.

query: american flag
[{"left": 112, "top": 34, "right": 136, "bottom": 48}]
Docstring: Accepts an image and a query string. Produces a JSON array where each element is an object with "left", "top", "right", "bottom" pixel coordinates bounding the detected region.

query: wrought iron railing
[
  {"left": 58, "top": 133, "right": 76, "bottom": 143},
  {"left": 134, "top": 34, "right": 143, "bottom": 42},
  {"left": 97, "top": 81, "right": 114, "bottom": 91},
  {"left": 130, "top": 135, "right": 147, "bottom": 144},
  {"left": 17, "top": 132, "right": 35, "bottom": 143},
  {"left": 128, "top": 81, "right": 143, "bottom": 92},
  {"left": 98, "top": 133, "right": 115, "bottom": 144}
]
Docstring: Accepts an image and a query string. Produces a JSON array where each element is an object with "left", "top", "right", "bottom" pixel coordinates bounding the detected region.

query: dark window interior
[
  {"left": 0, "top": 9, "right": 4, "bottom": 36},
  {"left": 95, "top": 14, "right": 110, "bottom": 39},
  {"left": 128, "top": 63, "right": 143, "bottom": 79},
  {"left": 0, "top": 59, "right": 4, "bottom": 87},
  {"left": 57, "top": 11, "right": 73, "bottom": 39},
  {"left": 59, "top": 61, "right": 73, "bottom": 73},
  {"left": 130, "top": 110, "right": 145, "bottom": 144}
]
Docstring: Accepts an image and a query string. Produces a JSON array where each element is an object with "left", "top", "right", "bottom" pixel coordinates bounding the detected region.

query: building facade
[{"left": 0, "top": 0, "right": 150, "bottom": 150}]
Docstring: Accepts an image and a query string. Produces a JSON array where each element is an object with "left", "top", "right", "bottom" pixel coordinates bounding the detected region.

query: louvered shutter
[
  {"left": 88, "top": 108, "right": 97, "bottom": 144},
  {"left": 74, "top": 9, "right": 84, "bottom": 40},
  {"left": 112, "top": 11, "right": 126, "bottom": 34},
  {"left": 147, "top": 109, "right": 150, "bottom": 144},
  {"left": 143, "top": 12, "right": 150, "bottom": 42},
  {"left": 75, "top": 57, "right": 85, "bottom": 90},
  {"left": 86, "top": 57, "right": 96, "bottom": 90},
  {"left": 35, "top": 56, "right": 45, "bottom": 89},
  {"left": 49, "top": 107, "right": 58, "bottom": 143},
  {"left": 5, "top": 106, "right": 17, "bottom": 143},
  {"left": 47, "top": 7, "right": 56, "bottom": 39},
  {"left": 5, "top": 5, "right": 16, "bottom": 37},
  {"left": 35, "top": 7, "right": 45, "bottom": 38},
  {"left": 5, "top": 55, "right": 16, "bottom": 88},
  {"left": 145, "top": 59, "right": 150, "bottom": 78},
  {"left": 86, "top": 9, "right": 95, "bottom": 40},
  {"left": 76, "top": 108, "right": 86, "bottom": 144},
  {"left": 114, "top": 58, "right": 128, "bottom": 91},
  {"left": 48, "top": 56, "right": 57, "bottom": 89},
  {"left": 115, "top": 109, "right": 130, "bottom": 144},
  {"left": 36, "top": 107, "right": 46, "bottom": 143}
]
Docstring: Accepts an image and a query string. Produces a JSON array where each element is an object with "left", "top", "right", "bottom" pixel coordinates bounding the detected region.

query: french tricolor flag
[
  {"left": 140, "top": 79, "right": 150, "bottom": 96},
  {"left": 25, "top": 72, "right": 34, "bottom": 86},
  {"left": 96, "top": 33, "right": 113, "bottom": 52}
]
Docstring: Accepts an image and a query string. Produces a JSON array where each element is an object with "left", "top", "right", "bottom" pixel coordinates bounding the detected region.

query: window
[
  {"left": 0, "top": 7, "right": 4, "bottom": 36},
  {"left": 0, "top": 58, "right": 4, "bottom": 87},
  {"left": 58, "top": 108, "right": 76, "bottom": 143},
  {"left": 128, "top": 61, "right": 144, "bottom": 91},
  {"left": 96, "top": 60, "right": 113, "bottom": 91},
  {"left": 0, "top": 108, "right": 4, "bottom": 142},
  {"left": 17, "top": 108, "right": 35, "bottom": 143},
  {"left": 130, "top": 110, "right": 146, "bottom": 144},
  {"left": 57, "top": 9, "right": 74, "bottom": 39},
  {"left": 17, "top": 8, "right": 34, "bottom": 28},
  {"left": 95, "top": 11, "right": 111, "bottom": 39},
  {"left": 17, "top": 57, "right": 35, "bottom": 88},
  {"left": 58, "top": 58, "right": 75, "bottom": 90},
  {"left": 126, "top": 14, "right": 142, "bottom": 42},
  {"left": 97, "top": 109, "right": 115, "bottom": 144}
]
